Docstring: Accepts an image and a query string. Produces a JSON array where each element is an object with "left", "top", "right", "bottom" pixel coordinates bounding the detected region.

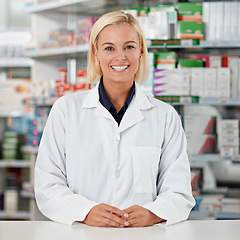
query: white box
[
  {"left": 223, "top": 2, "right": 231, "bottom": 41},
  {"left": 221, "top": 119, "right": 239, "bottom": 129},
  {"left": 222, "top": 128, "right": 239, "bottom": 138},
  {"left": 191, "top": 68, "right": 204, "bottom": 96},
  {"left": 221, "top": 137, "right": 239, "bottom": 146},
  {"left": 228, "top": 56, "right": 239, "bottom": 99},
  {"left": 202, "top": 2, "right": 210, "bottom": 41},
  {"left": 186, "top": 134, "right": 216, "bottom": 155},
  {"left": 204, "top": 68, "right": 217, "bottom": 97},
  {"left": 184, "top": 115, "right": 216, "bottom": 135},
  {"left": 217, "top": 68, "right": 231, "bottom": 98}
]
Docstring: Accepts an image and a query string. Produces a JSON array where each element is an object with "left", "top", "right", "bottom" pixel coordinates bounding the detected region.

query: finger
[
  {"left": 105, "top": 211, "right": 129, "bottom": 227},
  {"left": 102, "top": 217, "right": 124, "bottom": 228},
  {"left": 127, "top": 219, "right": 140, "bottom": 227},
  {"left": 123, "top": 206, "right": 135, "bottom": 214},
  {"left": 106, "top": 206, "right": 129, "bottom": 219}
]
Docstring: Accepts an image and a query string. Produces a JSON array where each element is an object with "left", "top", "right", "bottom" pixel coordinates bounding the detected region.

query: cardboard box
[
  {"left": 204, "top": 68, "right": 217, "bottom": 97},
  {"left": 191, "top": 67, "right": 204, "bottom": 96},
  {"left": 177, "top": 21, "right": 204, "bottom": 41},
  {"left": 178, "top": 58, "right": 204, "bottom": 68},
  {"left": 184, "top": 115, "right": 217, "bottom": 135},
  {"left": 186, "top": 134, "right": 216, "bottom": 155},
  {"left": 177, "top": 2, "right": 203, "bottom": 21},
  {"left": 154, "top": 68, "right": 190, "bottom": 96},
  {"left": 154, "top": 52, "right": 176, "bottom": 69}
]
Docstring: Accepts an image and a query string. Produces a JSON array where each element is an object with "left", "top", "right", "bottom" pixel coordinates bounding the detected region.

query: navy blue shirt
[{"left": 99, "top": 77, "right": 135, "bottom": 126}]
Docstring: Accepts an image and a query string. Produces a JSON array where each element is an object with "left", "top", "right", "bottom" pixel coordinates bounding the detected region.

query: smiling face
[{"left": 94, "top": 23, "right": 142, "bottom": 87}]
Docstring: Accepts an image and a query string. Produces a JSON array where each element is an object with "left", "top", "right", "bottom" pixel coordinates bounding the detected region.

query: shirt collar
[{"left": 98, "top": 76, "right": 135, "bottom": 112}]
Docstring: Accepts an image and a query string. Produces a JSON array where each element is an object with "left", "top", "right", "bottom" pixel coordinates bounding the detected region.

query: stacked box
[
  {"left": 220, "top": 120, "right": 239, "bottom": 155},
  {"left": 2, "top": 132, "right": 18, "bottom": 160},
  {"left": 177, "top": 2, "right": 203, "bottom": 21},
  {"left": 178, "top": 58, "right": 204, "bottom": 68},
  {"left": 191, "top": 68, "right": 204, "bottom": 96},
  {"left": 154, "top": 68, "right": 190, "bottom": 96},
  {"left": 177, "top": 21, "right": 204, "bottom": 41},
  {"left": 75, "top": 16, "right": 97, "bottom": 45},
  {"left": 140, "top": 52, "right": 154, "bottom": 95},
  {"left": 154, "top": 52, "right": 176, "bottom": 69},
  {"left": 148, "top": 6, "right": 177, "bottom": 39},
  {"left": 204, "top": 68, "right": 217, "bottom": 97},
  {"left": 25, "top": 108, "right": 50, "bottom": 147},
  {"left": 184, "top": 115, "right": 217, "bottom": 155},
  {"left": 217, "top": 68, "right": 231, "bottom": 98}
]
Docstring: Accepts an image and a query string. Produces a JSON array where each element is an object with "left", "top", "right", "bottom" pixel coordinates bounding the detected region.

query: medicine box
[
  {"left": 186, "top": 134, "right": 216, "bottom": 155},
  {"left": 177, "top": 2, "right": 203, "bottom": 21},
  {"left": 177, "top": 21, "right": 204, "bottom": 41},
  {"left": 184, "top": 115, "right": 217, "bottom": 135},
  {"left": 178, "top": 58, "right": 204, "bottom": 68}
]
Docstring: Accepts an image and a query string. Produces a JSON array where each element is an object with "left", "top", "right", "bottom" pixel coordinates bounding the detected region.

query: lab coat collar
[{"left": 82, "top": 81, "right": 154, "bottom": 131}]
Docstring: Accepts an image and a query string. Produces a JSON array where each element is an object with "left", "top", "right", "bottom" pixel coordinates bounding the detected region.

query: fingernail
[
  {"left": 124, "top": 213, "right": 129, "bottom": 218},
  {"left": 124, "top": 221, "right": 129, "bottom": 226}
]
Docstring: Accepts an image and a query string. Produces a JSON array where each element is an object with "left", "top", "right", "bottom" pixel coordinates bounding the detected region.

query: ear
[
  {"left": 92, "top": 45, "right": 98, "bottom": 60},
  {"left": 140, "top": 42, "right": 144, "bottom": 57}
]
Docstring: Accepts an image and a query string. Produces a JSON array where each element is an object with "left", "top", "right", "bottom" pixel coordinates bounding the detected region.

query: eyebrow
[{"left": 102, "top": 41, "right": 137, "bottom": 46}]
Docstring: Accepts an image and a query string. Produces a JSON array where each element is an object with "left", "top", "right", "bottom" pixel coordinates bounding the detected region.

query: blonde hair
[{"left": 87, "top": 10, "right": 148, "bottom": 84}]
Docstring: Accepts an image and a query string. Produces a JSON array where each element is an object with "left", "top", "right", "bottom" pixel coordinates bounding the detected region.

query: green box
[
  {"left": 124, "top": 7, "right": 148, "bottom": 16},
  {"left": 177, "top": 2, "right": 202, "bottom": 21},
  {"left": 155, "top": 52, "right": 176, "bottom": 69},
  {"left": 178, "top": 58, "right": 204, "bottom": 68},
  {"left": 178, "top": 21, "right": 204, "bottom": 40}
]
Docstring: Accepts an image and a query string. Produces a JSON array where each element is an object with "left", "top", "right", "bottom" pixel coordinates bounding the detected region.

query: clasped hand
[{"left": 82, "top": 203, "right": 163, "bottom": 227}]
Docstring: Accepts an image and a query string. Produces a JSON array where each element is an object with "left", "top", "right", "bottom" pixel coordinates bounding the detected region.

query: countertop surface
[{"left": 0, "top": 220, "right": 240, "bottom": 240}]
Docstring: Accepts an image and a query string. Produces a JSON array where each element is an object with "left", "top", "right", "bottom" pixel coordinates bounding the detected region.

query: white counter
[{"left": 0, "top": 220, "right": 239, "bottom": 240}]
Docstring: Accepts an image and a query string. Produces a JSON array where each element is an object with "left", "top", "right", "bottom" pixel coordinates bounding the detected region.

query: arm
[
  {"left": 143, "top": 107, "right": 195, "bottom": 225},
  {"left": 35, "top": 98, "right": 129, "bottom": 227},
  {"left": 34, "top": 98, "right": 98, "bottom": 225},
  {"left": 124, "top": 107, "right": 195, "bottom": 226}
]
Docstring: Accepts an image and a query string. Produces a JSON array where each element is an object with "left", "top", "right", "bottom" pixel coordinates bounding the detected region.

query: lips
[{"left": 111, "top": 65, "right": 130, "bottom": 71}]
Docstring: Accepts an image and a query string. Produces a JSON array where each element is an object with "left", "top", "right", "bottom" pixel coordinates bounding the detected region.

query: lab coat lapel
[
  {"left": 82, "top": 82, "right": 114, "bottom": 121},
  {"left": 119, "top": 86, "right": 154, "bottom": 133}
]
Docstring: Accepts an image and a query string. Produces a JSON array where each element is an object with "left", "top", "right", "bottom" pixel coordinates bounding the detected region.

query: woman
[{"left": 34, "top": 11, "right": 195, "bottom": 228}]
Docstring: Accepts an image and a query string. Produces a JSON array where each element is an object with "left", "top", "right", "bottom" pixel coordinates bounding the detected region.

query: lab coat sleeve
[
  {"left": 143, "top": 106, "right": 195, "bottom": 225},
  {"left": 34, "top": 98, "right": 98, "bottom": 225}
]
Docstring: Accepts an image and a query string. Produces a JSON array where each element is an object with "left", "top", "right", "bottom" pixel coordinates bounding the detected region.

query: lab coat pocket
[{"left": 131, "top": 147, "right": 160, "bottom": 194}]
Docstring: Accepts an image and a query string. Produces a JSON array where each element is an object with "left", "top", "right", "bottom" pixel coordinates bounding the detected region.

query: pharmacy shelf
[
  {"left": 198, "top": 98, "right": 240, "bottom": 106},
  {"left": 21, "top": 146, "right": 39, "bottom": 155},
  {"left": 0, "top": 111, "right": 25, "bottom": 118},
  {"left": 190, "top": 154, "right": 220, "bottom": 162},
  {"left": 170, "top": 98, "right": 240, "bottom": 106},
  {"left": 148, "top": 40, "right": 240, "bottom": 49},
  {"left": 200, "top": 41, "right": 240, "bottom": 48},
  {"left": 25, "top": 0, "right": 92, "bottom": 13},
  {"left": 26, "top": 44, "right": 89, "bottom": 59},
  {"left": 24, "top": 0, "right": 113, "bottom": 14},
  {"left": 0, "top": 58, "right": 33, "bottom": 68},
  {"left": 0, "top": 211, "right": 30, "bottom": 220},
  {"left": 24, "top": 97, "right": 58, "bottom": 107},
  {"left": 0, "top": 161, "right": 31, "bottom": 168}
]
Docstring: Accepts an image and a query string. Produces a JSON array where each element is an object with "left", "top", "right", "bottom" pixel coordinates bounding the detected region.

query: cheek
[{"left": 99, "top": 55, "right": 111, "bottom": 69}]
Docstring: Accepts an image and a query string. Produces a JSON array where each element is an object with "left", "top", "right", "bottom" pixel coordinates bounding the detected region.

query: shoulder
[
  {"left": 144, "top": 92, "right": 175, "bottom": 114},
  {"left": 52, "top": 90, "right": 91, "bottom": 112}
]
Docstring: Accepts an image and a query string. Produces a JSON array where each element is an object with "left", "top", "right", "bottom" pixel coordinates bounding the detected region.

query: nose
[{"left": 115, "top": 49, "right": 126, "bottom": 60}]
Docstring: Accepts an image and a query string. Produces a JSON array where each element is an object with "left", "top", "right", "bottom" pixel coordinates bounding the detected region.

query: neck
[{"left": 102, "top": 79, "right": 134, "bottom": 112}]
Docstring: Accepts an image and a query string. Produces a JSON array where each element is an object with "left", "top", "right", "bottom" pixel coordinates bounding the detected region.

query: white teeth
[{"left": 111, "top": 65, "right": 128, "bottom": 71}]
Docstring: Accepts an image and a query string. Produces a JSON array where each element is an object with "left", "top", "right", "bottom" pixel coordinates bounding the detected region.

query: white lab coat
[{"left": 34, "top": 82, "right": 195, "bottom": 226}]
